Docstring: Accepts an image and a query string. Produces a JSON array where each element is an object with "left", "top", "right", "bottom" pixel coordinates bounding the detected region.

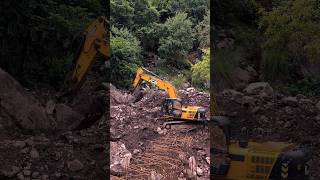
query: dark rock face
[{"left": 0, "top": 68, "right": 52, "bottom": 133}]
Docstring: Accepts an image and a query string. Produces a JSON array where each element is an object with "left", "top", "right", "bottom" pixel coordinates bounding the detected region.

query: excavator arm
[
  {"left": 67, "top": 16, "right": 110, "bottom": 92},
  {"left": 132, "top": 67, "right": 178, "bottom": 99}
]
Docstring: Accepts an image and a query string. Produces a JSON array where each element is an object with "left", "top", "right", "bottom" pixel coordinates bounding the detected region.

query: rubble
[
  {"left": 0, "top": 67, "right": 108, "bottom": 178},
  {"left": 110, "top": 85, "right": 210, "bottom": 179}
]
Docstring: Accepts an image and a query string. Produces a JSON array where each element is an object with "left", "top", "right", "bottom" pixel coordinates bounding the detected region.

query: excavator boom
[
  {"left": 67, "top": 16, "right": 110, "bottom": 92},
  {"left": 132, "top": 67, "right": 178, "bottom": 98}
]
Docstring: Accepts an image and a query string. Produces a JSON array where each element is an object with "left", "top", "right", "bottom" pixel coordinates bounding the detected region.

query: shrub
[
  {"left": 110, "top": 26, "right": 142, "bottom": 88},
  {"left": 191, "top": 48, "right": 210, "bottom": 90}
]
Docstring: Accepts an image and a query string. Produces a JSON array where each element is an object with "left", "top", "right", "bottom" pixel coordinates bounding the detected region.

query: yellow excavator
[
  {"left": 63, "top": 16, "right": 110, "bottom": 94},
  {"left": 211, "top": 114, "right": 311, "bottom": 179},
  {"left": 132, "top": 67, "right": 209, "bottom": 126}
]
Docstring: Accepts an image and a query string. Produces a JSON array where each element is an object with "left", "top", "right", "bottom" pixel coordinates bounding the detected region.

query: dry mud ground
[
  {"left": 212, "top": 83, "right": 320, "bottom": 179},
  {"left": 110, "top": 86, "right": 210, "bottom": 180}
]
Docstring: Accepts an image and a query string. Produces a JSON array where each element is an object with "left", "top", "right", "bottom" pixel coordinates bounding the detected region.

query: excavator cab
[{"left": 160, "top": 98, "right": 183, "bottom": 118}]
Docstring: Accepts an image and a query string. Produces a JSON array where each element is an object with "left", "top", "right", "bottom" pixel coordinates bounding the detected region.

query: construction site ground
[{"left": 110, "top": 85, "right": 210, "bottom": 179}]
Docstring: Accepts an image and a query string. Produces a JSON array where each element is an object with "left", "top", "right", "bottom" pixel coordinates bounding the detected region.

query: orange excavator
[{"left": 132, "top": 67, "right": 209, "bottom": 127}]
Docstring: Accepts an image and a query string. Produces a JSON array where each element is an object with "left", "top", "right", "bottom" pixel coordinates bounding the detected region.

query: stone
[
  {"left": 281, "top": 96, "right": 298, "bottom": 107},
  {"left": 32, "top": 171, "right": 40, "bottom": 178},
  {"left": 23, "top": 170, "right": 31, "bottom": 176},
  {"left": 133, "top": 149, "right": 141, "bottom": 155},
  {"left": 150, "top": 170, "right": 163, "bottom": 180},
  {"left": 231, "top": 67, "right": 251, "bottom": 89},
  {"left": 45, "top": 100, "right": 56, "bottom": 114},
  {"left": 196, "top": 167, "right": 204, "bottom": 176},
  {"left": 0, "top": 166, "right": 20, "bottom": 177},
  {"left": 30, "top": 148, "right": 39, "bottom": 158},
  {"left": 55, "top": 104, "right": 85, "bottom": 131},
  {"left": 242, "top": 96, "right": 256, "bottom": 106},
  {"left": 67, "top": 159, "right": 84, "bottom": 172},
  {"left": 12, "top": 141, "right": 26, "bottom": 148},
  {"left": 316, "top": 101, "right": 320, "bottom": 112},
  {"left": 188, "top": 156, "right": 197, "bottom": 177},
  {"left": 244, "top": 82, "right": 273, "bottom": 96},
  {"left": 17, "top": 172, "right": 24, "bottom": 180},
  {"left": 110, "top": 141, "right": 132, "bottom": 176},
  {"left": 205, "top": 157, "right": 210, "bottom": 165}
]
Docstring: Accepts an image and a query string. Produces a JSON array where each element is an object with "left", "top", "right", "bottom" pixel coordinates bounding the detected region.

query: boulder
[
  {"left": 67, "top": 159, "right": 84, "bottom": 172},
  {"left": 110, "top": 85, "right": 135, "bottom": 105},
  {"left": 55, "top": 104, "right": 85, "bottom": 131},
  {"left": 110, "top": 141, "right": 132, "bottom": 176},
  {"left": 0, "top": 68, "right": 52, "bottom": 132},
  {"left": 281, "top": 97, "right": 298, "bottom": 107},
  {"left": 231, "top": 67, "right": 251, "bottom": 89},
  {"left": 243, "top": 82, "right": 273, "bottom": 96},
  {"left": 316, "top": 101, "right": 320, "bottom": 112}
]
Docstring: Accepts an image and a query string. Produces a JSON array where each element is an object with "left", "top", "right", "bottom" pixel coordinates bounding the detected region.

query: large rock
[
  {"left": 316, "top": 101, "right": 320, "bottom": 113},
  {"left": 55, "top": 103, "right": 85, "bottom": 131},
  {"left": 231, "top": 68, "right": 251, "bottom": 89},
  {"left": 110, "top": 141, "right": 132, "bottom": 176},
  {"left": 110, "top": 84, "right": 135, "bottom": 105},
  {"left": 0, "top": 68, "right": 52, "bottom": 132},
  {"left": 243, "top": 82, "right": 273, "bottom": 96},
  {"left": 281, "top": 97, "right": 298, "bottom": 107}
]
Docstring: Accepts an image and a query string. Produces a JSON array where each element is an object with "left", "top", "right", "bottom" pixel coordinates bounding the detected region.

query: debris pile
[
  {"left": 0, "top": 68, "right": 108, "bottom": 179},
  {"left": 110, "top": 85, "right": 210, "bottom": 179}
]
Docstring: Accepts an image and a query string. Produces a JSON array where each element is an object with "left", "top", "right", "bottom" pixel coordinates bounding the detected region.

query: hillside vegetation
[
  {"left": 110, "top": 0, "right": 210, "bottom": 89},
  {"left": 213, "top": 0, "right": 320, "bottom": 96}
]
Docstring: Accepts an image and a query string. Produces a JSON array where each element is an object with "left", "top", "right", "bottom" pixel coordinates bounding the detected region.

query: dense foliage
[
  {"left": 110, "top": 26, "right": 142, "bottom": 88},
  {"left": 213, "top": 0, "right": 320, "bottom": 95},
  {"left": 0, "top": 0, "right": 106, "bottom": 87},
  {"left": 111, "top": 0, "right": 210, "bottom": 89},
  {"left": 192, "top": 48, "right": 210, "bottom": 89}
]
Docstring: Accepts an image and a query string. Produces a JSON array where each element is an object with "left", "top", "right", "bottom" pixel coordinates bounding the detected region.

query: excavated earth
[
  {"left": 212, "top": 82, "right": 320, "bottom": 179},
  {"left": 0, "top": 68, "right": 109, "bottom": 179},
  {"left": 110, "top": 85, "right": 210, "bottom": 180}
]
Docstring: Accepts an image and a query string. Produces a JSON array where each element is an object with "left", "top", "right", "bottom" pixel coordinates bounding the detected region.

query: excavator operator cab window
[
  {"left": 161, "top": 99, "right": 182, "bottom": 117},
  {"left": 198, "top": 108, "right": 207, "bottom": 120}
]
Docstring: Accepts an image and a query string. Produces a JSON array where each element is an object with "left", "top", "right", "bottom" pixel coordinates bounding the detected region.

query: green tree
[
  {"left": 158, "top": 12, "right": 194, "bottom": 68},
  {"left": 191, "top": 48, "right": 210, "bottom": 90},
  {"left": 110, "top": 26, "right": 142, "bottom": 88},
  {"left": 260, "top": 0, "right": 320, "bottom": 80},
  {"left": 0, "top": 0, "right": 104, "bottom": 87},
  {"left": 196, "top": 10, "right": 210, "bottom": 48}
]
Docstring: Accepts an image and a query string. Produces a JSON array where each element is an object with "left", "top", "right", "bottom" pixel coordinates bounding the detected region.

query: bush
[
  {"left": 212, "top": 47, "right": 244, "bottom": 90},
  {"left": 158, "top": 12, "right": 194, "bottom": 68},
  {"left": 110, "top": 26, "right": 142, "bottom": 88},
  {"left": 259, "top": 0, "right": 320, "bottom": 81},
  {"left": 191, "top": 48, "right": 210, "bottom": 90},
  {"left": 195, "top": 10, "right": 210, "bottom": 48}
]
